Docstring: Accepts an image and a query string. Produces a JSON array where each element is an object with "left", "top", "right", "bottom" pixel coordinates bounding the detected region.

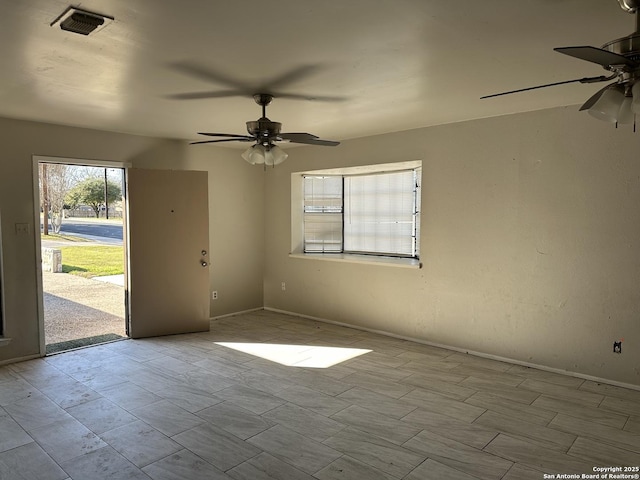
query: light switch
[{"left": 15, "top": 223, "right": 30, "bottom": 235}]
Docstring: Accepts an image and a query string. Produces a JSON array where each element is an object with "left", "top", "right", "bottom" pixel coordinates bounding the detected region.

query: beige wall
[
  {"left": 264, "top": 106, "right": 640, "bottom": 387},
  {"left": 184, "top": 146, "right": 265, "bottom": 316},
  {"left": 2, "top": 106, "right": 639, "bottom": 388},
  {"left": 0, "top": 117, "right": 263, "bottom": 364}
]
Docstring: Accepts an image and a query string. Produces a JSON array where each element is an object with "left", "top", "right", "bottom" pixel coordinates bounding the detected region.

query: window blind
[
  {"left": 344, "top": 170, "right": 417, "bottom": 257},
  {"left": 303, "top": 168, "right": 420, "bottom": 258},
  {"left": 303, "top": 176, "right": 343, "bottom": 253}
]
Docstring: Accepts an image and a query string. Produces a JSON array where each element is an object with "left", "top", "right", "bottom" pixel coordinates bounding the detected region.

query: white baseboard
[
  {"left": 210, "top": 307, "right": 263, "bottom": 321},
  {"left": 264, "top": 307, "right": 640, "bottom": 392},
  {"left": 0, "top": 353, "right": 41, "bottom": 366}
]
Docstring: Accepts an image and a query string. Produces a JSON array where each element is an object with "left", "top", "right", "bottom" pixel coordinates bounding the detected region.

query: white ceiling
[{"left": 0, "top": 0, "right": 633, "bottom": 145}]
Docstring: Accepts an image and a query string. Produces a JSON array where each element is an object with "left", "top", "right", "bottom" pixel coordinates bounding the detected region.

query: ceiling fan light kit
[
  {"left": 588, "top": 85, "right": 626, "bottom": 122},
  {"left": 617, "top": 95, "right": 636, "bottom": 124},
  {"left": 632, "top": 79, "right": 640, "bottom": 109},
  {"left": 482, "top": 0, "right": 640, "bottom": 130},
  {"left": 241, "top": 144, "right": 288, "bottom": 166}
]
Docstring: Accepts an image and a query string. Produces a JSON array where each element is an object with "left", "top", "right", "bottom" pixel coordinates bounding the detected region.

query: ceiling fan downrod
[
  {"left": 246, "top": 94, "right": 281, "bottom": 146},
  {"left": 253, "top": 93, "right": 273, "bottom": 118}
]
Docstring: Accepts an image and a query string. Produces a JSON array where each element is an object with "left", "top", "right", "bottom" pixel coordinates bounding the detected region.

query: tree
[
  {"left": 40, "top": 163, "right": 76, "bottom": 234},
  {"left": 66, "top": 178, "right": 122, "bottom": 218}
]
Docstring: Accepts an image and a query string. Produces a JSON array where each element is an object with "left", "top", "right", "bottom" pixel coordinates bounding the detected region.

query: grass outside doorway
[{"left": 59, "top": 245, "right": 124, "bottom": 278}]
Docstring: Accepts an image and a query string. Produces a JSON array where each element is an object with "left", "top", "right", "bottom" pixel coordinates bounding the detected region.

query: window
[
  {"left": 303, "top": 176, "right": 343, "bottom": 253},
  {"left": 303, "top": 166, "right": 421, "bottom": 258}
]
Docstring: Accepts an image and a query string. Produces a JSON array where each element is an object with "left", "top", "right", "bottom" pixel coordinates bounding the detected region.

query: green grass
[
  {"left": 41, "top": 232, "right": 89, "bottom": 242},
  {"left": 59, "top": 246, "right": 124, "bottom": 278}
]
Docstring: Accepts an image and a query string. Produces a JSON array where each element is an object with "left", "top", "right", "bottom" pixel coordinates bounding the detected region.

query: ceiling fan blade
[
  {"left": 273, "top": 92, "right": 348, "bottom": 102},
  {"left": 190, "top": 138, "right": 254, "bottom": 145},
  {"left": 169, "top": 62, "right": 346, "bottom": 103},
  {"left": 166, "top": 90, "right": 246, "bottom": 100},
  {"left": 262, "top": 65, "right": 321, "bottom": 90},
  {"left": 480, "top": 75, "right": 614, "bottom": 99},
  {"left": 169, "top": 62, "right": 253, "bottom": 91},
  {"left": 280, "top": 132, "right": 340, "bottom": 146},
  {"left": 578, "top": 82, "right": 616, "bottom": 111},
  {"left": 168, "top": 89, "right": 346, "bottom": 103},
  {"left": 554, "top": 46, "right": 638, "bottom": 68},
  {"left": 197, "top": 133, "right": 253, "bottom": 139}
]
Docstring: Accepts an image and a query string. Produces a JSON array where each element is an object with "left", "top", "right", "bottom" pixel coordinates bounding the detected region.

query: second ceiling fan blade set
[
  {"left": 481, "top": 0, "right": 640, "bottom": 112},
  {"left": 481, "top": 46, "right": 627, "bottom": 100}
]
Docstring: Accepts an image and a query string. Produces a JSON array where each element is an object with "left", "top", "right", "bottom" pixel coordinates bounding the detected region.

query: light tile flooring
[{"left": 1, "top": 310, "right": 639, "bottom": 479}]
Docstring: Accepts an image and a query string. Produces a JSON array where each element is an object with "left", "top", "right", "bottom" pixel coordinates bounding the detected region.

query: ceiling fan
[
  {"left": 190, "top": 93, "right": 339, "bottom": 166},
  {"left": 482, "top": 0, "right": 640, "bottom": 127},
  {"left": 167, "top": 63, "right": 342, "bottom": 166}
]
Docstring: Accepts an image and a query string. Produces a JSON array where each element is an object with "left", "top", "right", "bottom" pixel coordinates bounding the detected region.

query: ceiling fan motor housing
[
  {"left": 604, "top": 3, "right": 640, "bottom": 65},
  {"left": 246, "top": 118, "right": 282, "bottom": 144},
  {"left": 602, "top": 34, "right": 640, "bottom": 61},
  {"left": 601, "top": 36, "right": 640, "bottom": 95}
]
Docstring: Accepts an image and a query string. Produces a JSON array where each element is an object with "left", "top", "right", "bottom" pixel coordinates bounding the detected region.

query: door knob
[
  {"left": 201, "top": 250, "right": 207, "bottom": 256},
  {"left": 201, "top": 260, "right": 208, "bottom": 267}
]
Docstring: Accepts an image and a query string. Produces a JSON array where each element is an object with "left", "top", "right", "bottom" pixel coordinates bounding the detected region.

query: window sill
[
  {"left": 289, "top": 253, "right": 422, "bottom": 269},
  {"left": 0, "top": 338, "right": 12, "bottom": 347}
]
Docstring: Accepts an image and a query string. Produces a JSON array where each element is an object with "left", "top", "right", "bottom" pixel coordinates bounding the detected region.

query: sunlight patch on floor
[{"left": 215, "top": 342, "right": 371, "bottom": 368}]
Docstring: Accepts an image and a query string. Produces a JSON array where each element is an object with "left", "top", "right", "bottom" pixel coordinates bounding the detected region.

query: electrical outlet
[
  {"left": 614, "top": 340, "right": 622, "bottom": 354},
  {"left": 281, "top": 282, "right": 286, "bottom": 291},
  {"left": 212, "top": 291, "right": 218, "bottom": 300}
]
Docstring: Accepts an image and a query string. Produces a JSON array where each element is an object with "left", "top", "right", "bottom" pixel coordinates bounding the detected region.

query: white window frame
[{"left": 291, "top": 161, "right": 422, "bottom": 268}]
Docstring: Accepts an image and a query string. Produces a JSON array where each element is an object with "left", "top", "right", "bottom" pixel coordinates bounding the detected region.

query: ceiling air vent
[{"left": 51, "top": 7, "right": 114, "bottom": 36}]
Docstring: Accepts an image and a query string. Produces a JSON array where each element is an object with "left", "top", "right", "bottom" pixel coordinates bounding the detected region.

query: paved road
[
  {"left": 60, "top": 219, "right": 123, "bottom": 240},
  {"left": 42, "top": 218, "right": 123, "bottom": 244}
]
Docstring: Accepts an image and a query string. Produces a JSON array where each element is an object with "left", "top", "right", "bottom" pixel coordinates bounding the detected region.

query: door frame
[{"left": 32, "top": 155, "right": 131, "bottom": 356}]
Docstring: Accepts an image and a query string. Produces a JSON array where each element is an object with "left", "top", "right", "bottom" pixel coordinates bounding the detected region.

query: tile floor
[{"left": 1, "top": 309, "right": 639, "bottom": 479}]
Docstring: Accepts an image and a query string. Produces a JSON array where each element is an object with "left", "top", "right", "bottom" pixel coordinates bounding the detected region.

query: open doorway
[{"left": 35, "top": 158, "right": 128, "bottom": 354}]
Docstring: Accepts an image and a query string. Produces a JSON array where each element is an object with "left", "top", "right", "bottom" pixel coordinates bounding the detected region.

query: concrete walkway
[
  {"left": 93, "top": 274, "right": 125, "bottom": 287},
  {"left": 43, "top": 272, "right": 126, "bottom": 345}
]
